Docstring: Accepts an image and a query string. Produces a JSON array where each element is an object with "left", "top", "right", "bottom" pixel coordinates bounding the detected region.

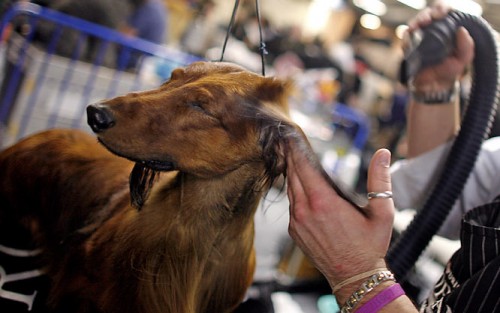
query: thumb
[{"left": 366, "top": 149, "right": 394, "bottom": 218}]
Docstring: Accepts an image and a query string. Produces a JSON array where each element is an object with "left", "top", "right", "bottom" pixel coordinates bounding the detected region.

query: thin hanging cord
[
  {"left": 220, "top": 0, "right": 240, "bottom": 62},
  {"left": 255, "top": 0, "right": 267, "bottom": 76},
  {"left": 219, "top": 0, "right": 267, "bottom": 76}
]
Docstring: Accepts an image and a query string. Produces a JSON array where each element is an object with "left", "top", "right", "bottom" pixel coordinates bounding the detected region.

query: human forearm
[{"left": 403, "top": 11, "right": 474, "bottom": 158}]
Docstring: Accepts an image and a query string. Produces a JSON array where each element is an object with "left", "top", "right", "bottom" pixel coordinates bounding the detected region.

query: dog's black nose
[{"left": 87, "top": 104, "right": 116, "bottom": 133}]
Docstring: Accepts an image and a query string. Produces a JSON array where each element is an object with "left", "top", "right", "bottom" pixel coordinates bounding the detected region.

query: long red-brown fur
[{"left": 0, "top": 61, "right": 312, "bottom": 313}]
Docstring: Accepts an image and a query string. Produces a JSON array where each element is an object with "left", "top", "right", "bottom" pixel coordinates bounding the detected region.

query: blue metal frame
[
  {"left": 332, "top": 103, "right": 370, "bottom": 151},
  {"left": 0, "top": 2, "right": 201, "bottom": 142},
  {"left": 0, "top": 2, "right": 200, "bottom": 64}
]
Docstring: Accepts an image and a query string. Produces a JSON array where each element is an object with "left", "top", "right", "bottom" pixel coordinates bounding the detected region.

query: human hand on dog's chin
[{"left": 286, "top": 146, "right": 394, "bottom": 300}]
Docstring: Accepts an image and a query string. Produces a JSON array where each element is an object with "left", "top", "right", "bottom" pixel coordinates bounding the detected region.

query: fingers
[
  {"left": 407, "top": 1, "right": 451, "bottom": 31},
  {"left": 286, "top": 140, "right": 331, "bottom": 199},
  {"left": 407, "top": 7, "right": 432, "bottom": 31},
  {"left": 286, "top": 142, "right": 318, "bottom": 224},
  {"left": 366, "top": 149, "right": 394, "bottom": 220},
  {"left": 286, "top": 139, "right": 351, "bottom": 224},
  {"left": 455, "top": 27, "right": 474, "bottom": 65},
  {"left": 286, "top": 151, "right": 302, "bottom": 208},
  {"left": 430, "top": 1, "right": 450, "bottom": 19}
]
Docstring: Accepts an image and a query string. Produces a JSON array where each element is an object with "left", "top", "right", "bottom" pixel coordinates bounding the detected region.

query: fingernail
[{"left": 379, "top": 149, "right": 391, "bottom": 168}]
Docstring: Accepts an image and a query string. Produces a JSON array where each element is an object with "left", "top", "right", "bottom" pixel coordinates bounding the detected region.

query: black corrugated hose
[{"left": 387, "top": 11, "right": 500, "bottom": 281}]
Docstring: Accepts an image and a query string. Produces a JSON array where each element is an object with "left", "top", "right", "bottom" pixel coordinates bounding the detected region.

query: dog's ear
[
  {"left": 257, "top": 77, "right": 292, "bottom": 113},
  {"left": 170, "top": 68, "right": 185, "bottom": 80},
  {"left": 258, "top": 114, "right": 298, "bottom": 187},
  {"left": 256, "top": 77, "right": 295, "bottom": 185}
]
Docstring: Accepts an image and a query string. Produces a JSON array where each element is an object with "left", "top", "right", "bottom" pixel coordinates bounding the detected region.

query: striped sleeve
[{"left": 420, "top": 199, "right": 500, "bottom": 313}]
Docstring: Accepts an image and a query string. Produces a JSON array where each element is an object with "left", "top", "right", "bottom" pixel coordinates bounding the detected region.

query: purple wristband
[{"left": 355, "top": 283, "right": 405, "bottom": 313}]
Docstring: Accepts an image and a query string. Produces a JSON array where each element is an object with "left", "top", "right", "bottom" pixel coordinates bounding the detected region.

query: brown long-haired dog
[{"left": 0, "top": 61, "right": 356, "bottom": 313}]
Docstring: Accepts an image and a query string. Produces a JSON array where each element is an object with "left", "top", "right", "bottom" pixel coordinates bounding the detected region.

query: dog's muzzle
[{"left": 87, "top": 104, "right": 116, "bottom": 133}]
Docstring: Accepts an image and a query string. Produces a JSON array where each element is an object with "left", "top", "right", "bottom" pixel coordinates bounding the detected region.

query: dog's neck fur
[{"left": 90, "top": 161, "right": 267, "bottom": 313}]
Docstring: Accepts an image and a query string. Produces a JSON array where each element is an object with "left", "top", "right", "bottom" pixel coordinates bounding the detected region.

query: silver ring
[{"left": 367, "top": 191, "right": 393, "bottom": 200}]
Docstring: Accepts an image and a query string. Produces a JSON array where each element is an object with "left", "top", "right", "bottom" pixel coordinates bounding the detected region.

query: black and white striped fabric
[
  {"left": 0, "top": 223, "right": 49, "bottom": 313},
  {"left": 420, "top": 197, "right": 500, "bottom": 313}
]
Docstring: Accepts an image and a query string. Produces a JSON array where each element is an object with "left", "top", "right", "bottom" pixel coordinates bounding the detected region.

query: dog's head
[{"left": 87, "top": 61, "right": 299, "bottom": 207}]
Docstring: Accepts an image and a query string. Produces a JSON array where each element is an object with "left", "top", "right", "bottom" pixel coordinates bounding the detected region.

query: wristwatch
[{"left": 410, "top": 80, "right": 460, "bottom": 104}]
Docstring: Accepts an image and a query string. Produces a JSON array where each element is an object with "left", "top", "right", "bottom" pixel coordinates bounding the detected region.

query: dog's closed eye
[
  {"left": 188, "top": 101, "right": 219, "bottom": 121},
  {"left": 189, "top": 101, "right": 206, "bottom": 112}
]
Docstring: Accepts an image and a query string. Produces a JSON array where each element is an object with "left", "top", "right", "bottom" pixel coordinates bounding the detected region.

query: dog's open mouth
[
  {"left": 96, "top": 139, "right": 176, "bottom": 209},
  {"left": 97, "top": 138, "right": 176, "bottom": 172},
  {"left": 140, "top": 160, "right": 175, "bottom": 172},
  {"left": 129, "top": 160, "right": 177, "bottom": 209}
]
